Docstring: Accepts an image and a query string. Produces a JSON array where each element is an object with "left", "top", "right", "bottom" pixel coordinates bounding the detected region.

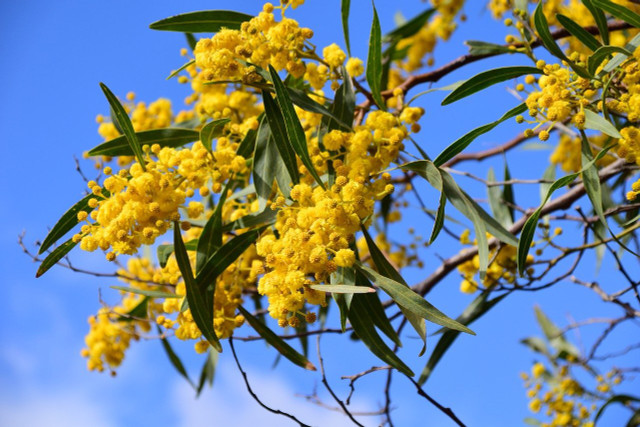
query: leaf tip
[{"left": 306, "top": 361, "right": 317, "bottom": 371}]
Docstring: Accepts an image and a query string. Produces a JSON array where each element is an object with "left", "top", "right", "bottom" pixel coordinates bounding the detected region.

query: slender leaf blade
[
  {"left": 442, "top": 67, "right": 541, "bottom": 105},
  {"left": 88, "top": 128, "right": 200, "bottom": 157},
  {"left": 366, "top": 2, "right": 386, "bottom": 109},
  {"left": 149, "top": 10, "right": 252, "bottom": 32}
]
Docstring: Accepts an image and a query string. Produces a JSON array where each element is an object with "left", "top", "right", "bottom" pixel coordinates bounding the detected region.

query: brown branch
[
  {"left": 412, "top": 159, "right": 628, "bottom": 297},
  {"left": 359, "top": 20, "right": 632, "bottom": 113},
  {"left": 316, "top": 336, "right": 365, "bottom": 427},
  {"left": 404, "top": 375, "right": 467, "bottom": 427},
  {"left": 228, "top": 338, "right": 311, "bottom": 427},
  {"left": 341, "top": 366, "right": 393, "bottom": 406}
]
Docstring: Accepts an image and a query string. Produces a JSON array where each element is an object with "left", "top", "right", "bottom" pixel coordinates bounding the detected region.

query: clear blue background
[{"left": 1, "top": 1, "right": 638, "bottom": 426}]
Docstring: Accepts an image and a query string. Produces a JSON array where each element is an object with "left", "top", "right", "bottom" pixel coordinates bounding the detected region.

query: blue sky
[{"left": 1, "top": 1, "right": 638, "bottom": 426}]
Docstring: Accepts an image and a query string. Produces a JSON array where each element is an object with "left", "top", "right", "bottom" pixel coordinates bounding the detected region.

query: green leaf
[
  {"left": 584, "top": 109, "right": 621, "bottom": 138},
  {"left": 556, "top": 14, "right": 602, "bottom": 52},
  {"left": 385, "top": 8, "right": 435, "bottom": 41},
  {"left": 348, "top": 294, "right": 414, "bottom": 376},
  {"left": 429, "top": 191, "right": 446, "bottom": 244},
  {"left": 341, "top": 0, "right": 351, "bottom": 56},
  {"left": 580, "top": 130, "right": 606, "bottom": 229},
  {"left": 200, "top": 118, "right": 231, "bottom": 151},
  {"left": 588, "top": 45, "right": 632, "bottom": 75},
  {"left": 262, "top": 89, "right": 300, "bottom": 185},
  {"left": 354, "top": 269, "right": 402, "bottom": 347},
  {"left": 520, "top": 337, "right": 550, "bottom": 357},
  {"left": 583, "top": 0, "right": 609, "bottom": 44},
  {"left": 111, "top": 286, "right": 180, "bottom": 299},
  {"left": 593, "top": 0, "right": 640, "bottom": 28},
  {"left": 602, "top": 33, "right": 640, "bottom": 74},
  {"left": 197, "top": 228, "right": 264, "bottom": 292},
  {"left": 354, "top": 261, "right": 474, "bottom": 335},
  {"left": 268, "top": 65, "right": 325, "bottom": 189},
  {"left": 236, "top": 125, "right": 258, "bottom": 159},
  {"left": 309, "top": 284, "right": 375, "bottom": 293},
  {"left": 222, "top": 209, "right": 277, "bottom": 232},
  {"left": 88, "top": 128, "right": 199, "bottom": 157},
  {"left": 237, "top": 305, "right": 316, "bottom": 370},
  {"left": 442, "top": 67, "right": 541, "bottom": 106},
  {"left": 288, "top": 88, "right": 351, "bottom": 131},
  {"left": 331, "top": 267, "right": 355, "bottom": 331},
  {"left": 149, "top": 10, "right": 252, "bottom": 32},
  {"left": 326, "top": 69, "right": 355, "bottom": 132},
  {"left": 400, "top": 161, "right": 518, "bottom": 246},
  {"left": 196, "top": 350, "right": 218, "bottom": 396},
  {"left": 433, "top": 103, "right": 527, "bottom": 166},
  {"left": 100, "top": 83, "right": 146, "bottom": 169},
  {"left": 39, "top": 191, "right": 105, "bottom": 254},
  {"left": 173, "top": 223, "right": 222, "bottom": 352},
  {"left": 534, "top": 3, "right": 568, "bottom": 61},
  {"left": 540, "top": 164, "right": 556, "bottom": 205},
  {"left": 36, "top": 237, "right": 78, "bottom": 278},
  {"left": 157, "top": 239, "right": 197, "bottom": 269},
  {"left": 185, "top": 33, "right": 198, "bottom": 51},
  {"left": 523, "top": 417, "right": 543, "bottom": 426},
  {"left": 167, "top": 59, "right": 195, "bottom": 80},
  {"left": 158, "top": 325, "right": 195, "bottom": 388},
  {"left": 195, "top": 181, "right": 231, "bottom": 275},
  {"left": 440, "top": 170, "right": 490, "bottom": 278},
  {"left": 419, "top": 292, "right": 508, "bottom": 384},
  {"left": 534, "top": 306, "right": 579, "bottom": 359},
  {"left": 253, "top": 118, "right": 276, "bottom": 212},
  {"left": 366, "top": 2, "right": 385, "bottom": 110},
  {"left": 488, "top": 168, "right": 513, "bottom": 229},
  {"left": 120, "top": 297, "right": 148, "bottom": 321},
  {"left": 465, "top": 40, "right": 519, "bottom": 56},
  {"left": 360, "top": 227, "right": 427, "bottom": 354},
  {"left": 503, "top": 159, "right": 516, "bottom": 222}
]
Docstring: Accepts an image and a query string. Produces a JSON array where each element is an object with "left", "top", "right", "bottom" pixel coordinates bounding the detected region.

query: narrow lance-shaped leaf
[
  {"left": 200, "top": 118, "right": 231, "bottom": 151},
  {"left": 157, "top": 325, "right": 195, "bottom": 388},
  {"left": 326, "top": 68, "right": 355, "bottom": 132},
  {"left": 583, "top": 109, "right": 621, "bottom": 138},
  {"left": 167, "top": 59, "right": 195, "bottom": 80},
  {"left": 588, "top": 45, "right": 632, "bottom": 76},
  {"left": 419, "top": 292, "right": 509, "bottom": 384},
  {"left": 173, "top": 223, "right": 222, "bottom": 352},
  {"left": 88, "top": 128, "right": 200, "bottom": 157},
  {"left": 111, "top": 286, "right": 180, "bottom": 299},
  {"left": 149, "top": 10, "right": 252, "bottom": 32},
  {"left": 360, "top": 226, "right": 427, "bottom": 355},
  {"left": 309, "top": 284, "right": 375, "bottom": 293},
  {"left": 262, "top": 89, "right": 300, "bottom": 185},
  {"left": 592, "top": 0, "right": 640, "bottom": 28},
  {"left": 197, "top": 228, "right": 264, "bottom": 291},
  {"left": 583, "top": 0, "right": 609, "bottom": 44},
  {"left": 36, "top": 237, "right": 78, "bottom": 278},
  {"left": 268, "top": 65, "right": 325, "bottom": 189},
  {"left": 503, "top": 158, "right": 515, "bottom": 222},
  {"left": 517, "top": 143, "right": 614, "bottom": 274},
  {"left": 488, "top": 168, "right": 513, "bottom": 229},
  {"left": 465, "top": 40, "right": 520, "bottom": 56},
  {"left": 196, "top": 179, "right": 232, "bottom": 275},
  {"left": 555, "top": 14, "right": 602, "bottom": 52},
  {"left": 384, "top": 8, "right": 435, "bottom": 42},
  {"left": 580, "top": 130, "right": 606, "bottom": 229},
  {"left": 157, "top": 239, "right": 198, "bottom": 269},
  {"left": 196, "top": 350, "right": 218, "bottom": 396},
  {"left": 354, "top": 260, "right": 475, "bottom": 335},
  {"left": 594, "top": 394, "right": 640, "bottom": 424},
  {"left": 354, "top": 269, "right": 402, "bottom": 347},
  {"left": 348, "top": 294, "right": 414, "bottom": 376},
  {"left": 237, "top": 305, "right": 316, "bottom": 371},
  {"left": 433, "top": 103, "right": 527, "bottom": 166},
  {"left": 442, "top": 67, "right": 541, "bottom": 105},
  {"left": 330, "top": 267, "right": 355, "bottom": 332},
  {"left": 39, "top": 189, "right": 109, "bottom": 254},
  {"left": 602, "top": 33, "right": 640, "bottom": 74},
  {"left": 252, "top": 118, "right": 276, "bottom": 212},
  {"left": 99, "top": 83, "right": 146, "bottom": 170},
  {"left": 366, "top": 2, "right": 386, "bottom": 110},
  {"left": 341, "top": 0, "right": 351, "bottom": 56}
]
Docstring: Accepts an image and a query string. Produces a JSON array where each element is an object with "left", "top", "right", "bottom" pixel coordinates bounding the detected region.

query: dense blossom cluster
[{"left": 522, "top": 361, "right": 624, "bottom": 427}]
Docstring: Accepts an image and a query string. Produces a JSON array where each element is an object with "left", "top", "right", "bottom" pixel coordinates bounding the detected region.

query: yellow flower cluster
[
  {"left": 608, "top": 49, "right": 640, "bottom": 123},
  {"left": 522, "top": 362, "right": 623, "bottom": 427},
  {"left": 627, "top": 177, "right": 640, "bottom": 201},
  {"left": 255, "top": 110, "right": 416, "bottom": 325},
  {"left": 193, "top": 5, "right": 312, "bottom": 83},
  {"left": 81, "top": 293, "right": 150, "bottom": 373},
  {"left": 396, "top": 0, "right": 466, "bottom": 72},
  {"left": 74, "top": 137, "right": 250, "bottom": 259},
  {"left": 550, "top": 133, "right": 614, "bottom": 173},
  {"left": 618, "top": 126, "right": 640, "bottom": 166},
  {"left": 457, "top": 229, "right": 534, "bottom": 293},
  {"left": 524, "top": 63, "right": 591, "bottom": 137}
]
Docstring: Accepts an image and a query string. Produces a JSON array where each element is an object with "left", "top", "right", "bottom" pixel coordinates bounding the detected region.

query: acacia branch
[
  {"left": 412, "top": 159, "right": 629, "bottom": 297},
  {"left": 228, "top": 338, "right": 311, "bottom": 427}
]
